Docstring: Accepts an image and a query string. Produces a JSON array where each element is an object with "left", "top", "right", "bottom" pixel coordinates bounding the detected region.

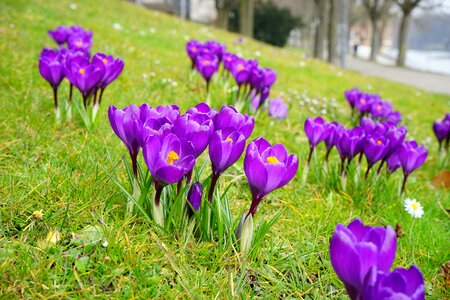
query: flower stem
[
  {"left": 154, "top": 181, "right": 163, "bottom": 206},
  {"left": 340, "top": 157, "right": 347, "bottom": 177},
  {"left": 365, "top": 164, "right": 372, "bottom": 179},
  {"left": 68, "top": 83, "right": 73, "bottom": 104},
  {"left": 325, "top": 148, "right": 332, "bottom": 162},
  {"left": 247, "top": 197, "right": 262, "bottom": 217},
  {"left": 131, "top": 152, "right": 138, "bottom": 179},
  {"left": 98, "top": 87, "right": 105, "bottom": 105},
  {"left": 376, "top": 159, "right": 386, "bottom": 175},
  {"left": 307, "top": 146, "right": 314, "bottom": 166},
  {"left": 52, "top": 87, "right": 60, "bottom": 124},
  {"left": 207, "top": 173, "right": 219, "bottom": 203},
  {"left": 401, "top": 174, "right": 409, "bottom": 195},
  {"left": 185, "top": 170, "right": 193, "bottom": 185}
]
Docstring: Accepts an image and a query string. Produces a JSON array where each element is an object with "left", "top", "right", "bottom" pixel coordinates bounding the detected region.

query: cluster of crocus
[
  {"left": 432, "top": 113, "right": 450, "bottom": 152},
  {"left": 304, "top": 116, "right": 428, "bottom": 193},
  {"left": 49, "top": 25, "right": 93, "bottom": 51},
  {"left": 38, "top": 25, "right": 124, "bottom": 124},
  {"left": 109, "top": 102, "right": 298, "bottom": 252},
  {"left": 185, "top": 40, "right": 278, "bottom": 113},
  {"left": 330, "top": 218, "right": 425, "bottom": 300},
  {"left": 186, "top": 40, "right": 226, "bottom": 91},
  {"left": 344, "top": 88, "right": 402, "bottom": 124}
]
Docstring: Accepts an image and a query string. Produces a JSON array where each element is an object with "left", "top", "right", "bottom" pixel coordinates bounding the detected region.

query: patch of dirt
[{"left": 432, "top": 171, "right": 450, "bottom": 189}]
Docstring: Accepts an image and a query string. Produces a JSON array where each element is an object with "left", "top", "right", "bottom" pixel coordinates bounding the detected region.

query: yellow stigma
[
  {"left": 76, "top": 41, "right": 82, "bottom": 47},
  {"left": 376, "top": 140, "right": 383, "bottom": 145},
  {"left": 79, "top": 68, "right": 85, "bottom": 74},
  {"left": 411, "top": 202, "right": 418, "bottom": 210},
  {"left": 225, "top": 137, "right": 233, "bottom": 143},
  {"left": 266, "top": 156, "right": 279, "bottom": 164},
  {"left": 166, "top": 151, "right": 179, "bottom": 165},
  {"left": 376, "top": 105, "right": 382, "bottom": 110},
  {"left": 102, "top": 59, "right": 107, "bottom": 64},
  {"left": 204, "top": 60, "right": 210, "bottom": 66},
  {"left": 237, "top": 64, "right": 244, "bottom": 71}
]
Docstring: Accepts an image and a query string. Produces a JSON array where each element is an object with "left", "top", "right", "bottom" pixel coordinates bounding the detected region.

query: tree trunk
[
  {"left": 369, "top": 18, "right": 378, "bottom": 61},
  {"left": 314, "top": 0, "right": 327, "bottom": 59},
  {"left": 327, "top": 0, "right": 336, "bottom": 63},
  {"left": 396, "top": 11, "right": 411, "bottom": 66},
  {"left": 239, "top": 0, "right": 254, "bottom": 37},
  {"left": 217, "top": 8, "right": 230, "bottom": 30}
]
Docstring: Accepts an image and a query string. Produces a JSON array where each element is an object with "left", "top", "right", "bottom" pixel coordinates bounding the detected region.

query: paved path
[{"left": 345, "top": 56, "right": 450, "bottom": 96}]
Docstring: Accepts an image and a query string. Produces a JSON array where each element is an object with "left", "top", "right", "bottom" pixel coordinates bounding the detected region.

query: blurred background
[{"left": 128, "top": 0, "right": 450, "bottom": 75}]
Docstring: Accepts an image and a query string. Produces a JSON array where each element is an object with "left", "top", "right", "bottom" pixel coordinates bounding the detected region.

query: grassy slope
[{"left": 1, "top": 0, "right": 449, "bottom": 298}]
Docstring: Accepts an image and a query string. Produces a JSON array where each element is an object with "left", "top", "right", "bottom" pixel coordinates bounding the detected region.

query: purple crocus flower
[
  {"left": 304, "top": 117, "right": 331, "bottom": 165},
  {"left": 244, "top": 137, "right": 298, "bottom": 216},
  {"left": 362, "top": 266, "right": 425, "bottom": 300},
  {"left": 386, "top": 149, "right": 401, "bottom": 174},
  {"left": 344, "top": 87, "right": 360, "bottom": 110},
  {"left": 143, "top": 133, "right": 196, "bottom": 206},
  {"left": 249, "top": 67, "right": 265, "bottom": 91},
  {"left": 433, "top": 119, "right": 450, "bottom": 151},
  {"left": 48, "top": 26, "right": 71, "bottom": 46},
  {"left": 65, "top": 56, "right": 105, "bottom": 107},
  {"left": 222, "top": 52, "right": 237, "bottom": 72},
  {"left": 370, "top": 100, "right": 393, "bottom": 119},
  {"left": 214, "top": 105, "right": 254, "bottom": 139},
  {"left": 359, "top": 118, "right": 377, "bottom": 135},
  {"left": 39, "top": 48, "right": 66, "bottom": 90},
  {"left": 355, "top": 93, "right": 377, "bottom": 115},
  {"left": 231, "top": 57, "right": 251, "bottom": 87},
  {"left": 68, "top": 35, "right": 92, "bottom": 51},
  {"left": 173, "top": 112, "right": 214, "bottom": 157},
  {"left": 398, "top": 141, "right": 428, "bottom": 194},
  {"left": 336, "top": 127, "right": 366, "bottom": 174},
  {"left": 204, "top": 40, "right": 226, "bottom": 61},
  {"left": 208, "top": 128, "right": 247, "bottom": 202},
  {"left": 363, "top": 134, "right": 390, "bottom": 178},
  {"left": 268, "top": 98, "right": 288, "bottom": 119},
  {"left": 133, "top": 104, "right": 180, "bottom": 146},
  {"left": 386, "top": 111, "right": 402, "bottom": 125},
  {"left": 186, "top": 102, "right": 215, "bottom": 116},
  {"left": 329, "top": 218, "right": 397, "bottom": 300},
  {"left": 195, "top": 53, "right": 219, "bottom": 91},
  {"left": 92, "top": 53, "right": 124, "bottom": 106},
  {"left": 108, "top": 105, "right": 141, "bottom": 177},
  {"left": 324, "top": 122, "right": 344, "bottom": 161},
  {"left": 187, "top": 182, "right": 202, "bottom": 217},
  {"left": 186, "top": 40, "right": 202, "bottom": 69},
  {"left": 376, "top": 125, "right": 407, "bottom": 174},
  {"left": 250, "top": 94, "right": 261, "bottom": 113},
  {"left": 38, "top": 48, "right": 66, "bottom": 122}
]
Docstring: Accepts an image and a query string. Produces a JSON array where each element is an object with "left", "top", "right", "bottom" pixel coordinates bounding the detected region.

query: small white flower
[
  {"left": 299, "top": 61, "right": 305, "bottom": 67},
  {"left": 404, "top": 198, "right": 424, "bottom": 219},
  {"left": 149, "top": 27, "right": 156, "bottom": 33},
  {"left": 254, "top": 50, "right": 261, "bottom": 57},
  {"left": 337, "top": 71, "right": 343, "bottom": 77},
  {"left": 69, "top": 3, "right": 77, "bottom": 10},
  {"left": 113, "top": 23, "right": 123, "bottom": 31}
]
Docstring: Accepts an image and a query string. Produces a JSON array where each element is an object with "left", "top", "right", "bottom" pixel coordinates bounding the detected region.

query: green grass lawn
[{"left": 1, "top": 0, "right": 449, "bottom": 298}]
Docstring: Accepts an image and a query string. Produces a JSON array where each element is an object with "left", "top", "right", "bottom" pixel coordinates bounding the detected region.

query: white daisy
[{"left": 404, "top": 198, "right": 424, "bottom": 219}]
